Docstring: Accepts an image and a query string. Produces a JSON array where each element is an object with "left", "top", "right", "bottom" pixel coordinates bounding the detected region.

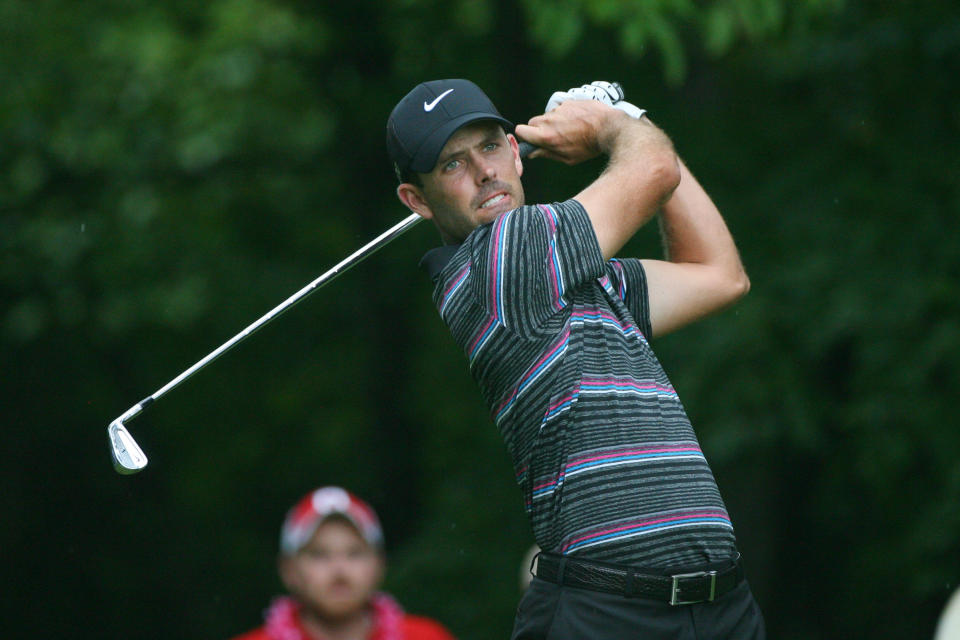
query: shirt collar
[{"left": 419, "top": 245, "right": 461, "bottom": 284}]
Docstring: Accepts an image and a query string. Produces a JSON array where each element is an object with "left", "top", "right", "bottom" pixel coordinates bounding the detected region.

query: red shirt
[{"left": 229, "top": 594, "right": 456, "bottom": 640}]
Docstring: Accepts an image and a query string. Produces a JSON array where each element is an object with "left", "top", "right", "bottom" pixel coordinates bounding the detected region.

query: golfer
[
  {"left": 387, "top": 79, "right": 765, "bottom": 639},
  {"left": 230, "top": 486, "right": 456, "bottom": 640}
]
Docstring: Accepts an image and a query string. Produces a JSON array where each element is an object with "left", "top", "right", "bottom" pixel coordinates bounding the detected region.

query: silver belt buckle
[{"left": 669, "top": 570, "right": 717, "bottom": 605}]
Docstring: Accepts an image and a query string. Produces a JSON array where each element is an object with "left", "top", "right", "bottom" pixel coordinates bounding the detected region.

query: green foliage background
[{"left": 3, "top": 0, "right": 959, "bottom": 638}]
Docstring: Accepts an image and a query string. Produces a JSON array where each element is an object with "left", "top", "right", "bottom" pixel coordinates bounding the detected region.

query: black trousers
[{"left": 511, "top": 577, "right": 766, "bottom": 640}]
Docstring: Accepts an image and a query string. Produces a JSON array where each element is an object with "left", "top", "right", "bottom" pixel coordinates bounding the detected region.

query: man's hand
[
  {"left": 518, "top": 97, "right": 679, "bottom": 261},
  {"left": 516, "top": 81, "right": 647, "bottom": 161},
  {"left": 515, "top": 99, "right": 632, "bottom": 165}
]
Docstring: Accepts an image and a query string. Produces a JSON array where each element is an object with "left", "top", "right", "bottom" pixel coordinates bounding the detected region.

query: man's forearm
[
  {"left": 600, "top": 113, "right": 674, "bottom": 166},
  {"left": 572, "top": 112, "right": 680, "bottom": 259},
  {"left": 636, "top": 158, "right": 749, "bottom": 337},
  {"left": 659, "top": 159, "right": 745, "bottom": 277}
]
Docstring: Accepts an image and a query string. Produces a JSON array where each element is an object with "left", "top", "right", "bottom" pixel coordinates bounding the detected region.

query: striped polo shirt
[{"left": 421, "top": 199, "right": 738, "bottom": 570}]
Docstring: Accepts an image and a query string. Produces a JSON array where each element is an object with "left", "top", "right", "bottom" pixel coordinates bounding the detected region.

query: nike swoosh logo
[{"left": 423, "top": 89, "right": 454, "bottom": 112}]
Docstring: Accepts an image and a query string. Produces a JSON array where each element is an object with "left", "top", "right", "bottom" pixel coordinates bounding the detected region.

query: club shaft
[
  {"left": 110, "top": 139, "right": 539, "bottom": 472},
  {"left": 143, "top": 212, "right": 423, "bottom": 409},
  {"left": 133, "top": 142, "right": 540, "bottom": 409}
]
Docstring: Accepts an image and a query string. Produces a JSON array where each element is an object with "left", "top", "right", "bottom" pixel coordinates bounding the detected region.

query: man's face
[
  {"left": 401, "top": 121, "right": 525, "bottom": 244},
  {"left": 280, "top": 518, "right": 384, "bottom": 621}
]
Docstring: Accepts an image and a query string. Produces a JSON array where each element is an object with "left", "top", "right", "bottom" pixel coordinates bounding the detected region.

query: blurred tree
[
  {"left": 520, "top": 0, "right": 846, "bottom": 83},
  {"left": 2, "top": 0, "right": 958, "bottom": 638}
]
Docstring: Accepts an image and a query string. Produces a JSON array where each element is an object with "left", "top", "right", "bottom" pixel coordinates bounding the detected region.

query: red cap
[{"left": 280, "top": 486, "right": 384, "bottom": 554}]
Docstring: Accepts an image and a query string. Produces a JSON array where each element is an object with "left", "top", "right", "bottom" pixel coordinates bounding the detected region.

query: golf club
[
  {"left": 108, "top": 146, "right": 542, "bottom": 475},
  {"left": 108, "top": 211, "right": 425, "bottom": 474},
  {"left": 108, "top": 83, "right": 636, "bottom": 474}
]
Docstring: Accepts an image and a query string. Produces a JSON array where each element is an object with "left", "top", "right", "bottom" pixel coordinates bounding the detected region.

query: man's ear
[
  {"left": 507, "top": 133, "right": 523, "bottom": 178},
  {"left": 277, "top": 554, "right": 300, "bottom": 594},
  {"left": 397, "top": 183, "right": 433, "bottom": 220}
]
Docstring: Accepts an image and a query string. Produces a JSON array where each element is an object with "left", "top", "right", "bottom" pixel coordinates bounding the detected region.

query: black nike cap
[{"left": 386, "top": 79, "right": 513, "bottom": 179}]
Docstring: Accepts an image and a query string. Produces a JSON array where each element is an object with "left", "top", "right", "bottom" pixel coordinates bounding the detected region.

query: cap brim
[
  {"left": 408, "top": 112, "right": 514, "bottom": 174},
  {"left": 282, "top": 512, "right": 380, "bottom": 554}
]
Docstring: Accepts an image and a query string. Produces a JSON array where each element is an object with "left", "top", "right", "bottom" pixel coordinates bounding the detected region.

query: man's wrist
[
  {"left": 597, "top": 108, "right": 636, "bottom": 155},
  {"left": 597, "top": 109, "right": 656, "bottom": 156}
]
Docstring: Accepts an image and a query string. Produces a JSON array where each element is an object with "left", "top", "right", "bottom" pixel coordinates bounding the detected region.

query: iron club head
[{"left": 109, "top": 419, "right": 148, "bottom": 474}]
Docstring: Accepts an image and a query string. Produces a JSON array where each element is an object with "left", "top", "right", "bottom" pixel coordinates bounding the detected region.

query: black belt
[{"left": 533, "top": 552, "right": 744, "bottom": 605}]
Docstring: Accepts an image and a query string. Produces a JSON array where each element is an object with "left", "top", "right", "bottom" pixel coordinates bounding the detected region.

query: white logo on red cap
[{"left": 311, "top": 487, "right": 351, "bottom": 514}]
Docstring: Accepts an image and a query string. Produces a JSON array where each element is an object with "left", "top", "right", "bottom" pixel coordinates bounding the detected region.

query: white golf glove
[{"left": 544, "top": 81, "right": 646, "bottom": 120}]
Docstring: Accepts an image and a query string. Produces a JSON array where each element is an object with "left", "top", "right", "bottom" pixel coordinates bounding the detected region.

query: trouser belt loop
[
  {"left": 556, "top": 556, "right": 568, "bottom": 584},
  {"left": 529, "top": 551, "right": 540, "bottom": 577}
]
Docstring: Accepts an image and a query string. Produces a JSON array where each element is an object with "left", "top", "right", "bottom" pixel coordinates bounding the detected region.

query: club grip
[{"left": 518, "top": 141, "right": 537, "bottom": 158}]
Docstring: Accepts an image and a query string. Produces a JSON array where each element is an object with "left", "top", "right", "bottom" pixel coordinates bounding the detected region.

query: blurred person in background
[{"left": 230, "top": 486, "right": 456, "bottom": 640}]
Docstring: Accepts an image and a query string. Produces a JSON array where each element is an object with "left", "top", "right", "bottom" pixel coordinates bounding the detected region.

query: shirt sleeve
[
  {"left": 605, "top": 257, "right": 653, "bottom": 339},
  {"left": 466, "top": 199, "right": 605, "bottom": 337}
]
